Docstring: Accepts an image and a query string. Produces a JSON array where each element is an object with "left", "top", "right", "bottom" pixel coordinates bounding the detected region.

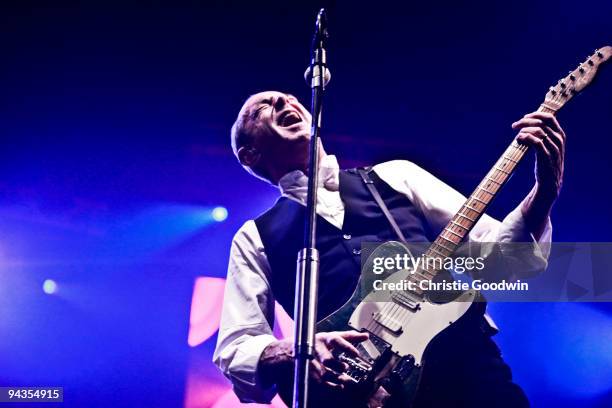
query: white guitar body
[{"left": 348, "top": 268, "right": 478, "bottom": 365}]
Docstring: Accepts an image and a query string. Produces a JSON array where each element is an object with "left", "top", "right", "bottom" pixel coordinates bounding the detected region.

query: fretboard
[{"left": 416, "top": 105, "right": 556, "bottom": 282}]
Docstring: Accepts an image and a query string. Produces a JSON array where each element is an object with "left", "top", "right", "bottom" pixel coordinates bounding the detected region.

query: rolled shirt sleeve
[
  {"left": 212, "top": 221, "right": 278, "bottom": 403},
  {"left": 373, "top": 160, "right": 552, "bottom": 278}
]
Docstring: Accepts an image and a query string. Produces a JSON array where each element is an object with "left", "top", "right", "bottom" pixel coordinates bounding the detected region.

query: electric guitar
[{"left": 278, "top": 46, "right": 611, "bottom": 407}]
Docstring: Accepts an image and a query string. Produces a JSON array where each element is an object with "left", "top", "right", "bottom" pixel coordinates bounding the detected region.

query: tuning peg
[
  {"left": 579, "top": 66, "right": 586, "bottom": 73},
  {"left": 597, "top": 51, "right": 604, "bottom": 58},
  {"left": 560, "top": 81, "right": 567, "bottom": 88},
  {"left": 549, "top": 87, "right": 557, "bottom": 95},
  {"left": 569, "top": 74, "right": 576, "bottom": 81},
  {"left": 588, "top": 59, "right": 594, "bottom": 66}
]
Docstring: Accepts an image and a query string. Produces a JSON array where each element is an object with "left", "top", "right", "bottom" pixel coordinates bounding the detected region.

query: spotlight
[
  {"left": 42, "top": 279, "right": 58, "bottom": 295},
  {"left": 211, "top": 206, "right": 228, "bottom": 222}
]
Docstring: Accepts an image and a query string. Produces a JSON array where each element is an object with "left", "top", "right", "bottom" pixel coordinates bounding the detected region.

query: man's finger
[
  {"left": 315, "top": 341, "right": 347, "bottom": 372},
  {"left": 323, "top": 380, "right": 344, "bottom": 390},
  {"left": 515, "top": 125, "right": 564, "bottom": 159},
  {"left": 541, "top": 133, "right": 561, "bottom": 160},
  {"left": 517, "top": 133, "right": 551, "bottom": 157},
  {"left": 328, "top": 335, "right": 362, "bottom": 357},
  {"left": 321, "top": 367, "right": 356, "bottom": 386},
  {"left": 310, "top": 359, "right": 325, "bottom": 381},
  {"left": 337, "top": 330, "right": 369, "bottom": 342},
  {"left": 512, "top": 117, "right": 544, "bottom": 130},
  {"left": 543, "top": 126, "right": 565, "bottom": 155},
  {"left": 517, "top": 127, "right": 547, "bottom": 140},
  {"left": 518, "top": 112, "right": 564, "bottom": 136},
  {"left": 315, "top": 341, "right": 335, "bottom": 366}
]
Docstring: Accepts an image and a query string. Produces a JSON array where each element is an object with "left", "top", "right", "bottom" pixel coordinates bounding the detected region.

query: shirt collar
[{"left": 278, "top": 155, "right": 340, "bottom": 198}]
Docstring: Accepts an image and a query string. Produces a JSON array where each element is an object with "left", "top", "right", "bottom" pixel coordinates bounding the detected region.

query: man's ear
[{"left": 237, "top": 145, "right": 261, "bottom": 167}]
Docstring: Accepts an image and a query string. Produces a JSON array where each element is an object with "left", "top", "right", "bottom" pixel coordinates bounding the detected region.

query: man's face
[{"left": 242, "top": 91, "right": 312, "bottom": 159}]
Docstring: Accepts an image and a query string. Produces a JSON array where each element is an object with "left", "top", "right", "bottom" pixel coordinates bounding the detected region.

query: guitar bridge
[
  {"left": 337, "top": 333, "right": 392, "bottom": 384},
  {"left": 337, "top": 353, "right": 373, "bottom": 383}
]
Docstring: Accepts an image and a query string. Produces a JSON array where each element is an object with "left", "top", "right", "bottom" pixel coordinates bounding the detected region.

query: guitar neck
[
  {"left": 419, "top": 105, "right": 556, "bottom": 278},
  {"left": 408, "top": 45, "right": 612, "bottom": 282}
]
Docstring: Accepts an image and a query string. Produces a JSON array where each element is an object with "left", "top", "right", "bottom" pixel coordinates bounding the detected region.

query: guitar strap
[{"left": 357, "top": 167, "right": 408, "bottom": 244}]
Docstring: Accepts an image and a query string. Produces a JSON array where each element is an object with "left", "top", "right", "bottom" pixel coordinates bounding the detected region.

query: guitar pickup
[
  {"left": 391, "top": 291, "right": 421, "bottom": 311},
  {"left": 372, "top": 312, "right": 402, "bottom": 334}
]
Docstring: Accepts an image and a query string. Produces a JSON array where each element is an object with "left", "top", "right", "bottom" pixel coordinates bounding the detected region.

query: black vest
[{"left": 254, "top": 168, "right": 434, "bottom": 320}]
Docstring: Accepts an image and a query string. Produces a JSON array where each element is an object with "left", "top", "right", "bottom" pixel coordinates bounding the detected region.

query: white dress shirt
[{"left": 213, "top": 155, "right": 552, "bottom": 403}]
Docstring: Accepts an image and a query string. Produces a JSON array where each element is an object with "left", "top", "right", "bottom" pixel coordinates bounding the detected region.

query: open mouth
[{"left": 278, "top": 110, "right": 302, "bottom": 127}]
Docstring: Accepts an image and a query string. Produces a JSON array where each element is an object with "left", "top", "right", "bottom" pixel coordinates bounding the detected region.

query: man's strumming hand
[{"left": 258, "top": 330, "right": 369, "bottom": 390}]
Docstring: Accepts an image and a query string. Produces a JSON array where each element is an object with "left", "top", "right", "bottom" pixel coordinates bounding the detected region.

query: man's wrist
[
  {"left": 521, "top": 183, "right": 554, "bottom": 240},
  {"left": 258, "top": 339, "right": 295, "bottom": 387},
  {"left": 533, "top": 181, "right": 558, "bottom": 207}
]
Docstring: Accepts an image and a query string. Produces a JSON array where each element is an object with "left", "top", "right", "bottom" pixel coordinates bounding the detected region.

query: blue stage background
[{"left": 1, "top": 1, "right": 611, "bottom": 407}]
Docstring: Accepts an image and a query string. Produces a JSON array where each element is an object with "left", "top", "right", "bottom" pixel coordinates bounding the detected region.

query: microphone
[{"left": 304, "top": 8, "right": 331, "bottom": 88}]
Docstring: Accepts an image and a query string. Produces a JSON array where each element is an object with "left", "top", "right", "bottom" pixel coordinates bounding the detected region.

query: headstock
[{"left": 542, "top": 46, "right": 612, "bottom": 112}]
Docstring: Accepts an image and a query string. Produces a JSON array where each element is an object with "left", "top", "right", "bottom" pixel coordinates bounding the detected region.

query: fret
[
  {"left": 434, "top": 239, "right": 455, "bottom": 252},
  {"left": 457, "top": 212, "right": 476, "bottom": 222},
  {"left": 510, "top": 142, "right": 524, "bottom": 152},
  {"left": 411, "top": 268, "right": 431, "bottom": 283},
  {"left": 507, "top": 151, "right": 521, "bottom": 162},
  {"left": 444, "top": 227, "right": 463, "bottom": 238},
  {"left": 433, "top": 242, "right": 452, "bottom": 254},
  {"left": 412, "top": 271, "right": 431, "bottom": 282},
  {"left": 485, "top": 176, "right": 502, "bottom": 185},
  {"left": 451, "top": 220, "right": 467, "bottom": 230},
  {"left": 494, "top": 166, "right": 510, "bottom": 175},
  {"left": 471, "top": 196, "right": 487, "bottom": 204},
  {"left": 415, "top": 264, "right": 433, "bottom": 277},
  {"left": 464, "top": 203, "right": 480, "bottom": 213},
  {"left": 452, "top": 217, "right": 471, "bottom": 229},
  {"left": 502, "top": 155, "right": 518, "bottom": 164},
  {"left": 428, "top": 247, "right": 447, "bottom": 258},
  {"left": 439, "top": 235, "right": 458, "bottom": 246},
  {"left": 507, "top": 144, "right": 527, "bottom": 160},
  {"left": 479, "top": 186, "right": 495, "bottom": 195},
  {"left": 420, "top": 260, "right": 443, "bottom": 277}
]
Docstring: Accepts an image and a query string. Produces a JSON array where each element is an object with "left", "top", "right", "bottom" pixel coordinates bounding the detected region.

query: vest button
[
  {"left": 343, "top": 233, "right": 352, "bottom": 240},
  {"left": 352, "top": 248, "right": 361, "bottom": 255}
]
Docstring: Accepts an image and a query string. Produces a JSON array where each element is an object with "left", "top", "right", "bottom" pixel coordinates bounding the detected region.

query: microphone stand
[{"left": 293, "top": 8, "right": 329, "bottom": 408}]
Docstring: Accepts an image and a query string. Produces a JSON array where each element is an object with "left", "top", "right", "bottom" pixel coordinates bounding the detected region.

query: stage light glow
[
  {"left": 188, "top": 277, "right": 226, "bottom": 347},
  {"left": 490, "top": 302, "right": 612, "bottom": 401},
  {"left": 211, "top": 206, "right": 228, "bottom": 222},
  {"left": 42, "top": 279, "right": 58, "bottom": 295}
]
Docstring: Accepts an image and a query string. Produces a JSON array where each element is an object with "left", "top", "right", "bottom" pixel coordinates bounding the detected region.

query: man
[{"left": 213, "top": 91, "right": 564, "bottom": 407}]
